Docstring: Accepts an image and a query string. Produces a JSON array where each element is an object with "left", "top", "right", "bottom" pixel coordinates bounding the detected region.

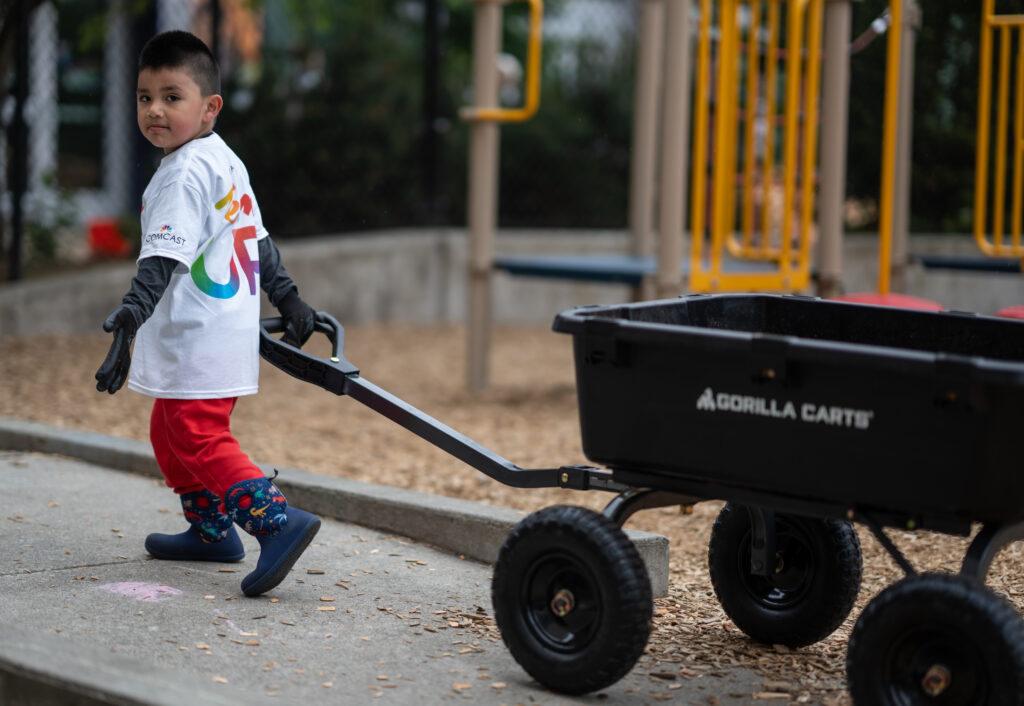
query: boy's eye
[{"left": 138, "top": 95, "right": 150, "bottom": 103}]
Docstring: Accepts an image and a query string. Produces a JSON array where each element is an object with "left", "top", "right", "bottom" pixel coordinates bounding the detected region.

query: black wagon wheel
[
  {"left": 491, "top": 504, "right": 652, "bottom": 695},
  {"left": 847, "top": 572, "right": 1024, "bottom": 706},
  {"left": 707, "top": 502, "right": 862, "bottom": 647}
]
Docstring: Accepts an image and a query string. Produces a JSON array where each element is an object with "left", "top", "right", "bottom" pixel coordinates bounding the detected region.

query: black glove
[
  {"left": 95, "top": 306, "right": 139, "bottom": 394},
  {"left": 277, "top": 289, "right": 315, "bottom": 348},
  {"left": 94, "top": 256, "right": 177, "bottom": 394}
]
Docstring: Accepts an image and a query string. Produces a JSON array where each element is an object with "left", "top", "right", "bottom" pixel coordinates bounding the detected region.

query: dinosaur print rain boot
[
  {"left": 145, "top": 488, "right": 245, "bottom": 562},
  {"left": 223, "top": 476, "right": 321, "bottom": 597}
]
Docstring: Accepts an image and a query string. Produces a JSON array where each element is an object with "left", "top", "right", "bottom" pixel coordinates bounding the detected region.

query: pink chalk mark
[{"left": 96, "top": 582, "right": 183, "bottom": 602}]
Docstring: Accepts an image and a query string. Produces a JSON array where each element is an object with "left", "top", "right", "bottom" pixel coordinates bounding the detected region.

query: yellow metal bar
[
  {"left": 779, "top": 0, "right": 808, "bottom": 274},
  {"left": 797, "top": 0, "right": 824, "bottom": 278},
  {"left": 1014, "top": 27, "right": 1024, "bottom": 249},
  {"left": 994, "top": 25, "right": 1011, "bottom": 249},
  {"left": 463, "top": 0, "right": 543, "bottom": 122},
  {"left": 711, "top": 0, "right": 740, "bottom": 286},
  {"left": 741, "top": 1, "right": 762, "bottom": 252},
  {"left": 762, "top": 0, "right": 780, "bottom": 257},
  {"left": 990, "top": 15, "right": 1024, "bottom": 26},
  {"left": 877, "top": 0, "right": 902, "bottom": 295},
  {"left": 975, "top": 0, "right": 997, "bottom": 255},
  {"left": 689, "top": 0, "right": 713, "bottom": 278}
]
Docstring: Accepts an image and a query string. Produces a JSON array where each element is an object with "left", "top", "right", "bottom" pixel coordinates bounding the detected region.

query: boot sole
[
  {"left": 144, "top": 533, "right": 246, "bottom": 562},
  {"left": 145, "top": 547, "right": 246, "bottom": 562},
  {"left": 241, "top": 516, "right": 321, "bottom": 597}
]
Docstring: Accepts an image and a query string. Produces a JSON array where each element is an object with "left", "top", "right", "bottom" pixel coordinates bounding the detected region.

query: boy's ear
[{"left": 204, "top": 94, "right": 224, "bottom": 122}]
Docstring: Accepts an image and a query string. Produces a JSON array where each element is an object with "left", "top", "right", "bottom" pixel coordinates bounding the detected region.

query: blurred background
[{"left": 0, "top": 0, "right": 1002, "bottom": 278}]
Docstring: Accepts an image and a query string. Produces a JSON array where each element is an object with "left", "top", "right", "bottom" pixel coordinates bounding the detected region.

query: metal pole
[
  {"left": 890, "top": 0, "right": 919, "bottom": 293},
  {"left": 628, "top": 0, "right": 665, "bottom": 301},
  {"left": 465, "top": 1, "right": 502, "bottom": 391},
  {"left": 8, "top": 0, "right": 30, "bottom": 282},
  {"left": 656, "top": 0, "right": 693, "bottom": 299},
  {"left": 877, "top": 0, "right": 902, "bottom": 295},
  {"left": 817, "top": 0, "right": 852, "bottom": 299}
]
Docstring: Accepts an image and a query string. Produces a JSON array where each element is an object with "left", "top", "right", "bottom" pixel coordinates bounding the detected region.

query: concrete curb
[
  {"left": 0, "top": 628, "right": 278, "bottom": 706},
  {"left": 0, "top": 417, "right": 670, "bottom": 598}
]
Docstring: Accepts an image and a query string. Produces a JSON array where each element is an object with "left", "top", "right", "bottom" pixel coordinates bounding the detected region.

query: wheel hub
[
  {"left": 550, "top": 589, "right": 575, "bottom": 617},
  {"left": 921, "top": 663, "right": 952, "bottom": 697}
]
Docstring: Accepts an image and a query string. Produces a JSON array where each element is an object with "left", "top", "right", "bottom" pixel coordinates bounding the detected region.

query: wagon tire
[
  {"left": 492, "top": 505, "right": 652, "bottom": 695},
  {"left": 707, "top": 502, "right": 861, "bottom": 647},
  {"left": 847, "top": 572, "right": 1024, "bottom": 706}
]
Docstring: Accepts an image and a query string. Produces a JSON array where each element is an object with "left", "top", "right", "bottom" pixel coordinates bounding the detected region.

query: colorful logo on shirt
[
  {"left": 216, "top": 185, "right": 253, "bottom": 225},
  {"left": 190, "top": 186, "right": 260, "bottom": 299},
  {"left": 144, "top": 224, "right": 185, "bottom": 246}
]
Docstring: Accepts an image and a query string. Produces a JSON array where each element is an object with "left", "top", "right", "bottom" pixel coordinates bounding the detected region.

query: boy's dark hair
[{"left": 139, "top": 31, "right": 220, "bottom": 96}]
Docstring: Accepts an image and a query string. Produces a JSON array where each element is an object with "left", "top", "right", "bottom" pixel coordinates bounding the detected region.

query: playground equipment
[
  {"left": 688, "top": 0, "right": 822, "bottom": 293},
  {"left": 262, "top": 299, "right": 1024, "bottom": 700},
  {"left": 462, "top": 0, "right": 544, "bottom": 391},
  {"left": 498, "top": 0, "right": 836, "bottom": 297},
  {"left": 917, "top": 1, "right": 1024, "bottom": 316},
  {"left": 832, "top": 0, "right": 944, "bottom": 310},
  {"left": 974, "top": 0, "right": 1024, "bottom": 263},
  {"left": 465, "top": 1, "right": 1022, "bottom": 387},
  {"left": 469, "top": 0, "right": 851, "bottom": 389}
]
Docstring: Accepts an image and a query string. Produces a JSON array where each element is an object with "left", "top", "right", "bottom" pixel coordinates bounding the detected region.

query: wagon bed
[{"left": 553, "top": 293, "right": 1024, "bottom": 531}]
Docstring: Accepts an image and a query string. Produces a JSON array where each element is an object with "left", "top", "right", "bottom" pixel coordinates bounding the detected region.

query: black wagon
[{"left": 261, "top": 293, "right": 1024, "bottom": 704}]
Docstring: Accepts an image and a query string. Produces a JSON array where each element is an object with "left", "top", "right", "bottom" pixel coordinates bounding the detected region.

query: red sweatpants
[{"left": 150, "top": 398, "right": 264, "bottom": 498}]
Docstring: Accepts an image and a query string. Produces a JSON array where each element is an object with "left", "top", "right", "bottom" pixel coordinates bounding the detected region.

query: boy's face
[{"left": 137, "top": 66, "right": 222, "bottom": 154}]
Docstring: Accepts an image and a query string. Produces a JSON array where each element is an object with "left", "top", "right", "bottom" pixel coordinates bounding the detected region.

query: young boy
[{"left": 95, "top": 30, "right": 320, "bottom": 597}]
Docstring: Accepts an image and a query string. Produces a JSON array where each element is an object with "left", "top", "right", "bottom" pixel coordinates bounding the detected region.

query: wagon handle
[
  {"left": 259, "top": 312, "right": 628, "bottom": 494},
  {"left": 261, "top": 311, "right": 346, "bottom": 361},
  {"left": 260, "top": 312, "right": 359, "bottom": 393}
]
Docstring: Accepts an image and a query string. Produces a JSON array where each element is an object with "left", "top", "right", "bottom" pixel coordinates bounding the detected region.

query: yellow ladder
[{"left": 689, "top": 0, "right": 824, "bottom": 293}]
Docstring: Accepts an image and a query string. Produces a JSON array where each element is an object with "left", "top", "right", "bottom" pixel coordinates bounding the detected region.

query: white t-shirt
[{"left": 128, "top": 132, "right": 268, "bottom": 399}]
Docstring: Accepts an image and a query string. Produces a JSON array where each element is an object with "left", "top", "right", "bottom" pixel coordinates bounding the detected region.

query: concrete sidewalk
[
  {"left": 0, "top": 419, "right": 778, "bottom": 703},
  {"left": 0, "top": 450, "right": 772, "bottom": 705},
  {"left": 0, "top": 417, "right": 670, "bottom": 598}
]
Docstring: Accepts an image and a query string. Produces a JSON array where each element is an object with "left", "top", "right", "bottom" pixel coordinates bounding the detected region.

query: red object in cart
[
  {"left": 996, "top": 304, "right": 1024, "bottom": 319},
  {"left": 831, "top": 291, "right": 943, "bottom": 311}
]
